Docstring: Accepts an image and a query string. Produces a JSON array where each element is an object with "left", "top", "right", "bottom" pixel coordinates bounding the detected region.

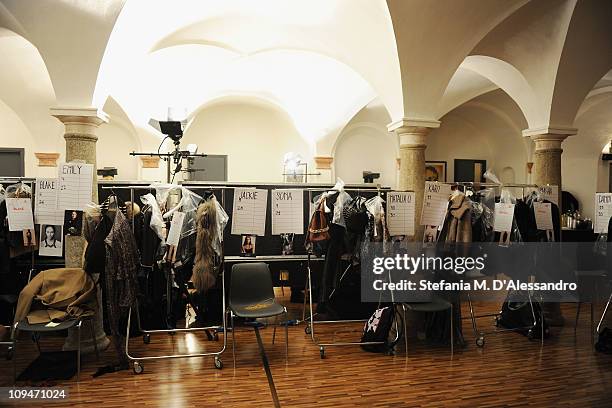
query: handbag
[{"left": 307, "top": 199, "right": 330, "bottom": 242}]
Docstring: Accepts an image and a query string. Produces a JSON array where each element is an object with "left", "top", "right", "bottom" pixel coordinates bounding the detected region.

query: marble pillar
[
  {"left": 524, "top": 127, "right": 576, "bottom": 327},
  {"left": 388, "top": 119, "right": 440, "bottom": 239},
  {"left": 51, "top": 108, "right": 110, "bottom": 353}
]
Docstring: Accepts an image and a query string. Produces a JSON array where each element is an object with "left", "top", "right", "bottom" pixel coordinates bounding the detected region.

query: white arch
[{"left": 461, "top": 55, "right": 543, "bottom": 129}]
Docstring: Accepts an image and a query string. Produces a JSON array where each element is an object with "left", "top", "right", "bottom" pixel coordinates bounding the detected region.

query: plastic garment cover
[
  {"left": 140, "top": 193, "right": 165, "bottom": 243},
  {"left": 209, "top": 195, "right": 228, "bottom": 256}
]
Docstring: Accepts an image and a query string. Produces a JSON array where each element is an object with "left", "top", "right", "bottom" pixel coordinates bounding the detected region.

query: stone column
[
  {"left": 51, "top": 107, "right": 110, "bottom": 353},
  {"left": 523, "top": 127, "right": 576, "bottom": 327},
  {"left": 388, "top": 119, "right": 440, "bottom": 239}
]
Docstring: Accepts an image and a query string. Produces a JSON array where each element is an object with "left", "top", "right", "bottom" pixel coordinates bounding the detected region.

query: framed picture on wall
[{"left": 425, "top": 161, "right": 447, "bottom": 182}]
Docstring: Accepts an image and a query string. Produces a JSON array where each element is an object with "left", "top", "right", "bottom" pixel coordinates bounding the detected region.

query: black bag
[
  {"left": 595, "top": 327, "right": 612, "bottom": 354},
  {"left": 497, "top": 294, "right": 550, "bottom": 339},
  {"left": 360, "top": 305, "right": 400, "bottom": 352}
]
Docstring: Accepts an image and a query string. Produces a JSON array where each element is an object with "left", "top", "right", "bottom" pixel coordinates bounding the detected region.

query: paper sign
[
  {"left": 6, "top": 198, "right": 35, "bottom": 231},
  {"left": 387, "top": 192, "right": 416, "bottom": 236},
  {"left": 231, "top": 188, "right": 268, "bottom": 236},
  {"left": 57, "top": 163, "right": 94, "bottom": 211},
  {"left": 166, "top": 211, "right": 185, "bottom": 246},
  {"left": 595, "top": 193, "right": 612, "bottom": 233},
  {"left": 35, "top": 178, "right": 64, "bottom": 225},
  {"left": 493, "top": 203, "right": 515, "bottom": 232},
  {"left": 420, "top": 182, "right": 452, "bottom": 227},
  {"left": 272, "top": 189, "right": 304, "bottom": 235},
  {"left": 534, "top": 202, "right": 553, "bottom": 231},
  {"left": 538, "top": 185, "right": 559, "bottom": 207}
]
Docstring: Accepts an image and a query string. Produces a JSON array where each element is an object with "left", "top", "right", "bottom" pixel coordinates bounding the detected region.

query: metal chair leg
[
  {"left": 467, "top": 293, "right": 478, "bottom": 338},
  {"left": 450, "top": 304, "right": 454, "bottom": 357},
  {"left": 12, "top": 329, "right": 17, "bottom": 384},
  {"left": 90, "top": 318, "right": 99, "bottom": 361},
  {"left": 230, "top": 311, "right": 236, "bottom": 369},
  {"left": 590, "top": 302, "right": 594, "bottom": 346},
  {"left": 284, "top": 309, "right": 289, "bottom": 364},
  {"left": 402, "top": 304, "right": 408, "bottom": 356},
  {"left": 272, "top": 315, "right": 277, "bottom": 345},
  {"left": 574, "top": 302, "right": 581, "bottom": 335},
  {"left": 77, "top": 320, "right": 82, "bottom": 382}
]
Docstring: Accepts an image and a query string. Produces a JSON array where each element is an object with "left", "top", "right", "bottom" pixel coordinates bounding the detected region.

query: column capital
[
  {"left": 140, "top": 156, "right": 161, "bottom": 169},
  {"left": 314, "top": 156, "right": 333, "bottom": 170},
  {"left": 387, "top": 118, "right": 440, "bottom": 133},
  {"left": 388, "top": 118, "right": 440, "bottom": 148},
  {"left": 524, "top": 127, "right": 576, "bottom": 152},
  {"left": 50, "top": 107, "right": 109, "bottom": 125},
  {"left": 35, "top": 152, "right": 60, "bottom": 167}
]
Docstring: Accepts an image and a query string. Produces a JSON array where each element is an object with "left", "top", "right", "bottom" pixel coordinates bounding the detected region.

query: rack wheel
[
  {"left": 214, "top": 357, "right": 223, "bottom": 370},
  {"left": 319, "top": 346, "right": 325, "bottom": 359},
  {"left": 476, "top": 336, "right": 485, "bottom": 348},
  {"left": 133, "top": 362, "right": 144, "bottom": 374},
  {"left": 305, "top": 326, "right": 311, "bottom": 335},
  {"left": 143, "top": 334, "right": 151, "bottom": 344},
  {"left": 527, "top": 328, "right": 535, "bottom": 340}
]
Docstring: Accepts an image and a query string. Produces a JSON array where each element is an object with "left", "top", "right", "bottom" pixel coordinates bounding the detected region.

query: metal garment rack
[
  {"left": 440, "top": 181, "right": 545, "bottom": 347},
  {"left": 302, "top": 186, "right": 402, "bottom": 358},
  {"left": 101, "top": 185, "right": 227, "bottom": 373},
  {"left": 0, "top": 177, "right": 37, "bottom": 359}
]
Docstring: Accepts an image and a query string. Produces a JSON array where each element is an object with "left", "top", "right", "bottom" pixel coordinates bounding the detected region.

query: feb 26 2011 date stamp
[{"left": 0, "top": 387, "right": 69, "bottom": 401}]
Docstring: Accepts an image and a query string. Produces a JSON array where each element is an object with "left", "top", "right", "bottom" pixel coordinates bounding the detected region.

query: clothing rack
[
  {"left": 101, "top": 184, "right": 227, "bottom": 373},
  {"left": 0, "top": 177, "right": 37, "bottom": 359},
  {"left": 303, "top": 186, "right": 401, "bottom": 358},
  {"left": 440, "top": 181, "right": 545, "bottom": 347}
]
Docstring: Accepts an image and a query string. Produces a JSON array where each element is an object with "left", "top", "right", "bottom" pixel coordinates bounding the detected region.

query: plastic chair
[
  {"left": 12, "top": 316, "right": 99, "bottom": 383},
  {"left": 227, "top": 263, "right": 288, "bottom": 368},
  {"left": 402, "top": 296, "right": 454, "bottom": 356}
]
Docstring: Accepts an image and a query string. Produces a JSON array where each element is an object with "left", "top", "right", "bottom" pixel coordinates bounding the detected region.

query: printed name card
[
  {"left": 6, "top": 198, "right": 35, "bottom": 231},
  {"left": 420, "top": 182, "right": 452, "bottom": 227},
  {"left": 493, "top": 203, "right": 515, "bottom": 232},
  {"left": 231, "top": 188, "right": 268, "bottom": 236},
  {"left": 272, "top": 189, "right": 304, "bottom": 235},
  {"left": 58, "top": 163, "right": 94, "bottom": 211},
  {"left": 538, "top": 185, "right": 559, "bottom": 207},
  {"left": 35, "top": 178, "right": 64, "bottom": 225},
  {"left": 534, "top": 202, "right": 554, "bottom": 231},
  {"left": 387, "top": 191, "right": 416, "bottom": 236},
  {"left": 595, "top": 193, "right": 612, "bottom": 233}
]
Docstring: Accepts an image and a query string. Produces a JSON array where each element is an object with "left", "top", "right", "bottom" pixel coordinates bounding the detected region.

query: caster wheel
[
  {"left": 143, "top": 334, "right": 151, "bottom": 344},
  {"left": 527, "top": 329, "right": 535, "bottom": 340},
  {"left": 319, "top": 346, "right": 325, "bottom": 359},
  {"left": 213, "top": 333, "right": 219, "bottom": 341},
  {"left": 6, "top": 346, "right": 13, "bottom": 360},
  {"left": 214, "top": 357, "right": 223, "bottom": 370},
  {"left": 133, "top": 362, "right": 144, "bottom": 374},
  {"left": 305, "top": 326, "right": 311, "bottom": 335},
  {"left": 494, "top": 317, "right": 500, "bottom": 327},
  {"left": 476, "top": 336, "right": 485, "bottom": 348}
]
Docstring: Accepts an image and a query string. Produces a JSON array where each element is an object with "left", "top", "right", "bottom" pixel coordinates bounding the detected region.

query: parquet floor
[{"left": 1, "top": 297, "right": 612, "bottom": 407}]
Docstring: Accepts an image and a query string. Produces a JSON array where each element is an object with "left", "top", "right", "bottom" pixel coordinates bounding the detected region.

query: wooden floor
[{"left": 2, "top": 297, "right": 612, "bottom": 408}]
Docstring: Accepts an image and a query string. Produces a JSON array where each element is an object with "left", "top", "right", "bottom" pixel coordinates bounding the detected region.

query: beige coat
[
  {"left": 444, "top": 192, "right": 472, "bottom": 244},
  {"left": 14, "top": 268, "right": 96, "bottom": 325}
]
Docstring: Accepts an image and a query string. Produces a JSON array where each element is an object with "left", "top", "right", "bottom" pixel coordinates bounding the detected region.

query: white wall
[
  {"left": 0, "top": 99, "right": 37, "bottom": 176},
  {"left": 334, "top": 124, "right": 397, "bottom": 187},
  {"left": 181, "top": 98, "right": 312, "bottom": 183},
  {"left": 96, "top": 121, "right": 140, "bottom": 181}
]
